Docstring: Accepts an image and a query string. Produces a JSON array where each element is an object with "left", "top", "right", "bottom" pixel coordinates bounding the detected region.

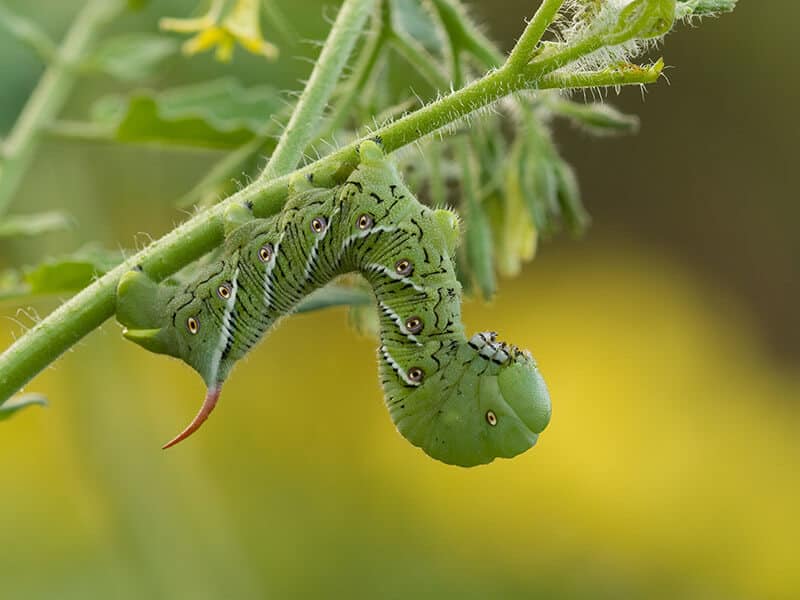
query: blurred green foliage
[{"left": 91, "top": 78, "right": 283, "bottom": 147}]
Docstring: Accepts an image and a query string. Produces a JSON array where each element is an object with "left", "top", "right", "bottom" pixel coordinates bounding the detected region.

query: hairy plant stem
[
  {"left": 506, "top": 0, "right": 565, "bottom": 70},
  {"left": 535, "top": 62, "right": 664, "bottom": 89},
  {"left": 258, "top": 0, "right": 377, "bottom": 181},
  {"left": 318, "top": 13, "right": 389, "bottom": 140},
  {"left": 0, "top": 0, "right": 125, "bottom": 217},
  {"left": 0, "top": 4, "right": 669, "bottom": 406}
]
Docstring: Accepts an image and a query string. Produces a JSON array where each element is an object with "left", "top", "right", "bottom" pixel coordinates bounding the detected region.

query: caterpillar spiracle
[{"left": 115, "top": 141, "right": 551, "bottom": 467}]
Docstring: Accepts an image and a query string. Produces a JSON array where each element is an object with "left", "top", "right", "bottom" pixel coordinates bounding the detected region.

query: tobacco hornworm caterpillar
[{"left": 115, "top": 141, "right": 551, "bottom": 467}]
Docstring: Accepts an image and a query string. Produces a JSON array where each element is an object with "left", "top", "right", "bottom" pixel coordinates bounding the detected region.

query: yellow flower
[{"left": 160, "top": 0, "right": 279, "bottom": 62}]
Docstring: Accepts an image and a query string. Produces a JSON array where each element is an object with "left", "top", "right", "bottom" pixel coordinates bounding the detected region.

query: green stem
[
  {"left": 506, "top": 0, "right": 565, "bottom": 70},
  {"left": 534, "top": 60, "right": 664, "bottom": 90},
  {"left": 318, "top": 15, "right": 389, "bottom": 139},
  {"left": 0, "top": 0, "right": 125, "bottom": 217},
  {"left": 258, "top": 0, "right": 377, "bottom": 181}
]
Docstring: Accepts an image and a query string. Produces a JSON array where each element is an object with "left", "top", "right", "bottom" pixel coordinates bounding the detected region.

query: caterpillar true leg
[{"left": 116, "top": 140, "right": 551, "bottom": 466}]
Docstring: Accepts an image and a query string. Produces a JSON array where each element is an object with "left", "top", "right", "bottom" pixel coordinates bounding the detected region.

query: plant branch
[
  {"left": 0, "top": 0, "right": 125, "bottom": 217},
  {"left": 258, "top": 0, "right": 377, "bottom": 180},
  {"left": 533, "top": 60, "right": 665, "bottom": 89},
  {"left": 318, "top": 13, "right": 389, "bottom": 139},
  {"left": 0, "top": 2, "right": 688, "bottom": 407},
  {"left": 506, "top": 0, "right": 565, "bottom": 70}
]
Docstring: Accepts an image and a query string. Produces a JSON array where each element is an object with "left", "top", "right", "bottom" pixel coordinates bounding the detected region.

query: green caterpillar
[{"left": 116, "top": 141, "right": 551, "bottom": 466}]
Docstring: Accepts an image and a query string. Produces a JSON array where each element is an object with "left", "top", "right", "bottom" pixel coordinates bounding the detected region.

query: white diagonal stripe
[
  {"left": 380, "top": 344, "right": 421, "bottom": 387},
  {"left": 209, "top": 267, "right": 239, "bottom": 384},
  {"left": 378, "top": 300, "right": 422, "bottom": 346},
  {"left": 364, "top": 263, "right": 426, "bottom": 293}
]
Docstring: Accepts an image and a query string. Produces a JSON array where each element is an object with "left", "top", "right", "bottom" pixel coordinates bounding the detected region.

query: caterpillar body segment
[{"left": 116, "top": 141, "right": 551, "bottom": 466}]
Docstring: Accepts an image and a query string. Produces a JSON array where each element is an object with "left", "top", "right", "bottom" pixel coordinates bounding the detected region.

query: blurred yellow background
[{"left": 1, "top": 1, "right": 797, "bottom": 599}]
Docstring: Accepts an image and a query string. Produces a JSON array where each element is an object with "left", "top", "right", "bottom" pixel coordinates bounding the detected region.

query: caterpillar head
[
  {"left": 117, "top": 263, "right": 241, "bottom": 448},
  {"left": 387, "top": 333, "right": 551, "bottom": 467}
]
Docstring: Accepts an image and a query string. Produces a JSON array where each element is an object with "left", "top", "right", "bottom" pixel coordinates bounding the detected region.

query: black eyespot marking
[
  {"left": 486, "top": 410, "right": 498, "bottom": 426},
  {"left": 357, "top": 214, "right": 373, "bottom": 230},
  {"left": 311, "top": 216, "right": 327, "bottom": 234},
  {"left": 218, "top": 283, "right": 232, "bottom": 299},
  {"left": 187, "top": 317, "right": 199, "bottom": 335},
  {"left": 408, "top": 367, "right": 424, "bottom": 384},
  {"left": 395, "top": 259, "right": 413, "bottom": 276},
  {"left": 258, "top": 243, "right": 274, "bottom": 262},
  {"left": 405, "top": 316, "right": 423, "bottom": 334}
]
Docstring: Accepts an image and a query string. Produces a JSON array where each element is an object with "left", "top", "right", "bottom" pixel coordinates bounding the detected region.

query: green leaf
[
  {"left": 0, "top": 246, "right": 127, "bottom": 302},
  {"left": 463, "top": 201, "right": 496, "bottom": 300},
  {"left": 489, "top": 139, "right": 538, "bottom": 278},
  {"left": 472, "top": 122, "right": 508, "bottom": 197},
  {"left": 608, "top": 0, "right": 676, "bottom": 44},
  {"left": 550, "top": 100, "right": 640, "bottom": 136},
  {"left": 520, "top": 151, "right": 559, "bottom": 237},
  {"left": 515, "top": 112, "right": 591, "bottom": 238},
  {"left": 457, "top": 141, "right": 495, "bottom": 300},
  {"left": 0, "top": 245, "right": 125, "bottom": 303},
  {"left": 91, "top": 79, "right": 284, "bottom": 148},
  {"left": 0, "top": 211, "right": 74, "bottom": 238},
  {"left": 553, "top": 160, "right": 590, "bottom": 235},
  {"left": 86, "top": 34, "right": 178, "bottom": 81},
  {"left": 23, "top": 245, "right": 123, "bottom": 295},
  {"left": 295, "top": 284, "right": 373, "bottom": 314},
  {"left": 0, "top": 5, "right": 56, "bottom": 62},
  {"left": 0, "top": 394, "right": 47, "bottom": 422}
]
